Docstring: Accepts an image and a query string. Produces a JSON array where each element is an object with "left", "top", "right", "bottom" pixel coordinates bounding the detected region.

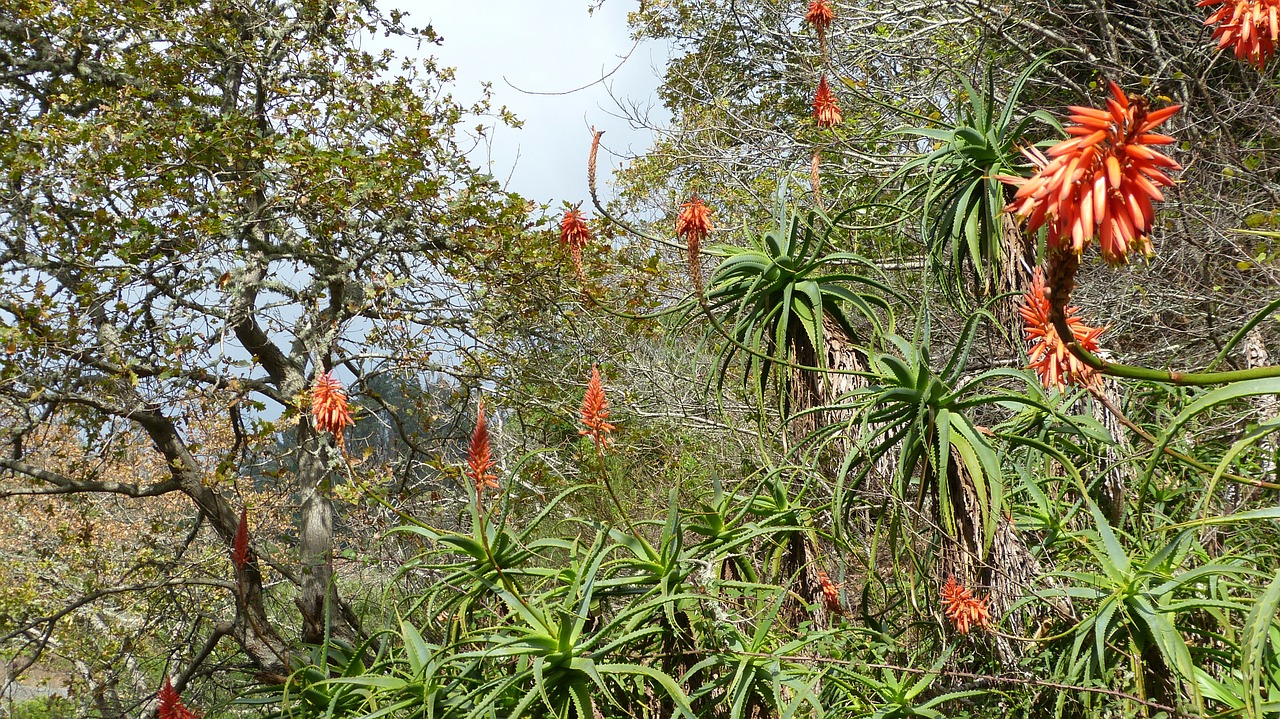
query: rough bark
[
  {"left": 995, "top": 211, "right": 1037, "bottom": 328},
  {"left": 778, "top": 313, "right": 869, "bottom": 627},
  {"left": 1224, "top": 329, "right": 1278, "bottom": 511},
  {"left": 296, "top": 428, "right": 344, "bottom": 646}
]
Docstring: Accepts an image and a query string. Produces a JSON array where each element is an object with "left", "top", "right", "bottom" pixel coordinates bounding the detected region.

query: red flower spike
[
  {"left": 676, "top": 195, "right": 713, "bottom": 246},
  {"left": 559, "top": 208, "right": 591, "bottom": 280},
  {"left": 677, "top": 195, "right": 713, "bottom": 290},
  {"left": 940, "top": 576, "right": 991, "bottom": 635},
  {"left": 232, "top": 507, "right": 249, "bottom": 572},
  {"left": 158, "top": 678, "right": 200, "bottom": 719},
  {"left": 311, "top": 372, "right": 353, "bottom": 445},
  {"left": 467, "top": 399, "right": 499, "bottom": 497},
  {"left": 816, "top": 570, "right": 844, "bottom": 615},
  {"left": 1200, "top": 0, "right": 1280, "bottom": 69},
  {"left": 812, "top": 75, "right": 842, "bottom": 128},
  {"left": 805, "top": 0, "right": 836, "bottom": 34},
  {"left": 1019, "top": 268, "right": 1106, "bottom": 390},
  {"left": 1002, "top": 83, "right": 1181, "bottom": 265},
  {"left": 579, "top": 365, "right": 616, "bottom": 446}
]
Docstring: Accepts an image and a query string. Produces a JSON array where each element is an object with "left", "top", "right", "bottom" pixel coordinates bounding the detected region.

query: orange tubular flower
[
  {"left": 805, "top": 0, "right": 835, "bottom": 34},
  {"left": 940, "top": 576, "right": 991, "bottom": 635},
  {"left": 311, "top": 371, "right": 354, "bottom": 444},
  {"left": 560, "top": 208, "right": 592, "bottom": 279},
  {"left": 158, "top": 678, "right": 200, "bottom": 719},
  {"left": 1004, "top": 82, "right": 1181, "bottom": 265},
  {"left": 1200, "top": 0, "right": 1280, "bottom": 69},
  {"left": 812, "top": 75, "right": 842, "bottom": 128},
  {"left": 232, "top": 507, "right": 250, "bottom": 572},
  {"left": 579, "top": 364, "right": 616, "bottom": 446},
  {"left": 1020, "top": 268, "right": 1106, "bottom": 390},
  {"left": 467, "top": 400, "right": 499, "bottom": 497},
  {"left": 677, "top": 195, "right": 713, "bottom": 289},
  {"left": 816, "top": 570, "right": 844, "bottom": 615}
]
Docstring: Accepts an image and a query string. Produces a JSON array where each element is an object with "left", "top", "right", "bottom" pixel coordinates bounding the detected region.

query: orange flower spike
[
  {"left": 1200, "top": 0, "right": 1280, "bottom": 69},
  {"left": 940, "top": 576, "right": 991, "bottom": 635},
  {"left": 676, "top": 195, "right": 713, "bottom": 246},
  {"left": 817, "top": 570, "right": 844, "bottom": 615},
  {"left": 1002, "top": 83, "right": 1181, "bottom": 264},
  {"left": 311, "top": 371, "right": 353, "bottom": 444},
  {"left": 467, "top": 400, "right": 499, "bottom": 497},
  {"left": 1019, "top": 268, "right": 1105, "bottom": 390},
  {"left": 579, "top": 364, "right": 616, "bottom": 446},
  {"left": 812, "top": 75, "right": 842, "bottom": 128},
  {"left": 677, "top": 195, "right": 713, "bottom": 290},
  {"left": 559, "top": 208, "right": 591, "bottom": 250},
  {"left": 805, "top": 0, "right": 835, "bottom": 34},
  {"left": 560, "top": 208, "right": 592, "bottom": 279},
  {"left": 158, "top": 678, "right": 200, "bottom": 719}
]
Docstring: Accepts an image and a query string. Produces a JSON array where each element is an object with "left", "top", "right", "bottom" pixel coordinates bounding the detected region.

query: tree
[{"left": 0, "top": 0, "right": 533, "bottom": 700}]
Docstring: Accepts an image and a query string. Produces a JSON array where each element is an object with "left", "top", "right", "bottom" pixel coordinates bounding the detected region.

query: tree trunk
[
  {"left": 135, "top": 408, "right": 291, "bottom": 673},
  {"left": 997, "top": 212, "right": 1036, "bottom": 302},
  {"left": 935, "top": 444, "right": 984, "bottom": 586},
  {"left": 784, "top": 314, "right": 879, "bottom": 470},
  {"left": 296, "top": 427, "right": 348, "bottom": 646},
  {"left": 1230, "top": 329, "right": 1277, "bottom": 509},
  {"left": 776, "top": 313, "right": 874, "bottom": 627}
]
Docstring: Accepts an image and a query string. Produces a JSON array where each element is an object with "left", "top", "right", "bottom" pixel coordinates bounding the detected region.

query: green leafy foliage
[
  {"left": 890, "top": 59, "right": 1059, "bottom": 299},
  {"left": 696, "top": 184, "right": 894, "bottom": 402},
  {"left": 8, "top": 2, "right": 1280, "bottom": 719}
]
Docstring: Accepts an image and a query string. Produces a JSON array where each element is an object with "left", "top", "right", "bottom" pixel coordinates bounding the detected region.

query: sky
[{"left": 376, "top": 1, "right": 670, "bottom": 206}]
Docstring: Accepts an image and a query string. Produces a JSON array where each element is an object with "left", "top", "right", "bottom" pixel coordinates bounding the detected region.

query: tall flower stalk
[
  {"left": 805, "top": 0, "right": 835, "bottom": 53},
  {"left": 805, "top": 1, "right": 834, "bottom": 37},
  {"left": 579, "top": 365, "right": 640, "bottom": 541},
  {"left": 560, "top": 208, "right": 592, "bottom": 283},
  {"left": 676, "top": 195, "right": 713, "bottom": 296},
  {"left": 466, "top": 398, "right": 522, "bottom": 598},
  {"left": 232, "top": 507, "right": 250, "bottom": 573},
  {"left": 806, "top": 0, "right": 837, "bottom": 208},
  {"left": 812, "top": 75, "right": 842, "bottom": 128},
  {"left": 467, "top": 399, "right": 500, "bottom": 511}
]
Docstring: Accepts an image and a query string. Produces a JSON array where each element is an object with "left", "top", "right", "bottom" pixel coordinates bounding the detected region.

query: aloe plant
[
  {"left": 1043, "top": 503, "right": 1264, "bottom": 712},
  {"left": 697, "top": 183, "right": 894, "bottom": 432},
  {"left": 829, "top": 651, "right": 990, "bottom": 719},
  {"left": 891, "top": 58, "right": 1059, "bottom": 303}
]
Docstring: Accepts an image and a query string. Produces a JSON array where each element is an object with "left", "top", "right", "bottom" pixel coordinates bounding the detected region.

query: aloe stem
[
  {"left": 594, "top": 437, "right": 643, "bottom": 544},
  {"left": 1051, "top": 313, "right": 1280, "bottom": 386},
  {"left": 474, "top": 506, "right": 521, "bottom": 598}
]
